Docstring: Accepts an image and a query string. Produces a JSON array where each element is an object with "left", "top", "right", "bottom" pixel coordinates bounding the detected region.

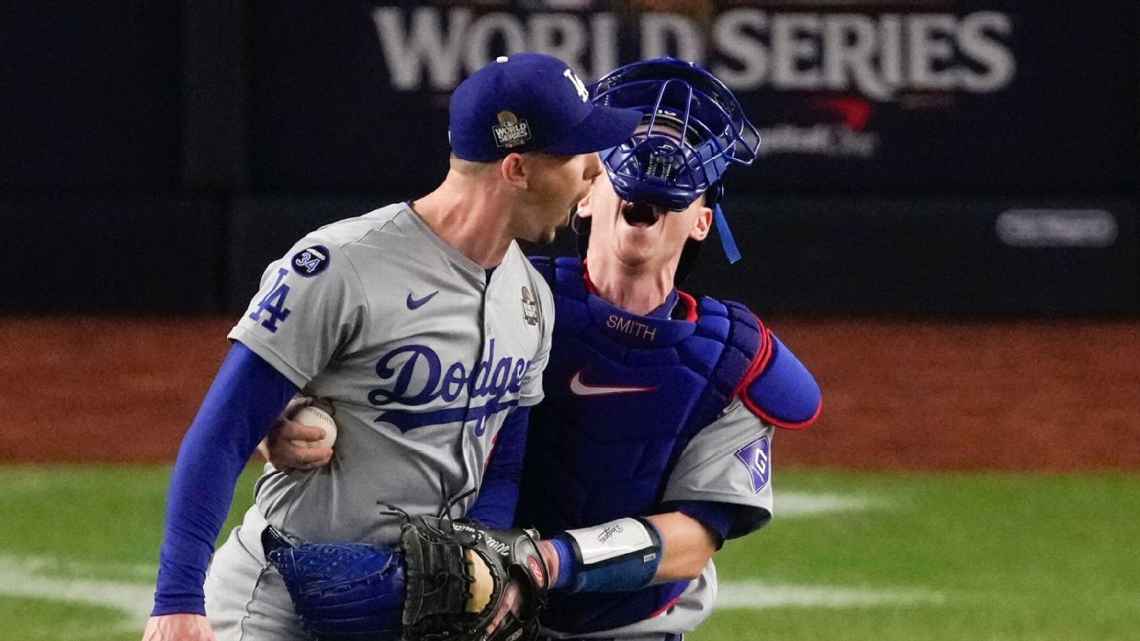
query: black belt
[{"left": 260, "top": 524, "right": 298, "bottom": 558}]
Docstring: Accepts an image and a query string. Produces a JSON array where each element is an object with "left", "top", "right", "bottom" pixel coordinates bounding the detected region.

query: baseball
[{"left": 291, "top": 405, "right": 338, "bottom": 449}]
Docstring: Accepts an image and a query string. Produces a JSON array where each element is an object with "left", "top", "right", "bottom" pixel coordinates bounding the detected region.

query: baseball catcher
[{"left": 514, "top": 57, "right": 821, "bottom": 638}]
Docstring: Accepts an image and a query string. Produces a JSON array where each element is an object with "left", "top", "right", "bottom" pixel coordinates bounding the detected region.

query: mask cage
[{"left": 592, "top": 59, "right": 760, "bottom": 210}]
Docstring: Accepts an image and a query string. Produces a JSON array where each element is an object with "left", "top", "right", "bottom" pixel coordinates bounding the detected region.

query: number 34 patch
[
  {"left": 292, "top": 245, "right": 330, "bottom": 277},
  {"left": 248, "top": 245, "right": 330, "bottom": 333}
]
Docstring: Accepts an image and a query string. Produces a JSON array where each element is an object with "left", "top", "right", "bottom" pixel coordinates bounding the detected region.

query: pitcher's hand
[{"left": 141, "top": 614, "right": 216, "bottom": 641}]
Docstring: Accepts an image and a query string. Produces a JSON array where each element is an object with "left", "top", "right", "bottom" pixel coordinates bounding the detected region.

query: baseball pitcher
[{"left": 141, "top": 52, "right": 642, "bottom": 641}]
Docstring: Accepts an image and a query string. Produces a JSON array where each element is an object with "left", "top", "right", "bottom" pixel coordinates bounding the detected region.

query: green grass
[
  {"left": 2, "top": 466, "right": 1138, "bottom": 641},
  {"left": 701, "top": 470, "right": 1140, "bottom": 641},
  {"left": 0, "top": 465, "right": 260, "bottom": 569},
  {"left": 0, "top": 597, "right": 135, "bottom": 641}
]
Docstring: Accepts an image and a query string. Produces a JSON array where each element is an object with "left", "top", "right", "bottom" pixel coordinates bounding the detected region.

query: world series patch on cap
[{"left": 449, "top": 52, "right": 641, "bottom": 162}]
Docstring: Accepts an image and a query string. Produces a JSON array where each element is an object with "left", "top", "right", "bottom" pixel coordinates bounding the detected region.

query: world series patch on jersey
[{"left": 230, "top": 203, "right": 554, "bottom": 546}]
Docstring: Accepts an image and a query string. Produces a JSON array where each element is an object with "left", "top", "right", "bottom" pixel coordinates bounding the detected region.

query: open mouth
[{"left": 621, "top": 201, "right": 663, "bottom": 227}]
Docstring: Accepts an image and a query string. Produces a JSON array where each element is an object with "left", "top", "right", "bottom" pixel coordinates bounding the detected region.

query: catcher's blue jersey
[{"left": 518, "top": 257, "right": 820, "bottom": 635}]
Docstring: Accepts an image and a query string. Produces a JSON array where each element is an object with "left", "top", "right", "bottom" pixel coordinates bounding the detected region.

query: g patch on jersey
[
  {"left": 292, "top": 245, "right": 330, "bottom": 277},
  {"left": 734, "top": 435, "right": 771, "bottom": 493}
]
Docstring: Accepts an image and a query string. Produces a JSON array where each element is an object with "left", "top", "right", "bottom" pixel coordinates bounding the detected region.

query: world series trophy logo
[
  {"left": 493, "top": 110, "right": 531, "bottom": 149},
  {"left": 520, "top": 286, "right": 540, "bottom": 326}
]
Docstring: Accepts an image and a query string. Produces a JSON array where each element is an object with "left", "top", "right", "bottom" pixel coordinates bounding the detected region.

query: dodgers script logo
[{"left": 369, "top": 338, "right": 529, "bottom": 434}]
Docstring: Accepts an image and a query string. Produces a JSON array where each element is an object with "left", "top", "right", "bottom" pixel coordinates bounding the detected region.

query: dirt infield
[{"left": 2, "top": 317, "right": 1137, "bottom": 471}]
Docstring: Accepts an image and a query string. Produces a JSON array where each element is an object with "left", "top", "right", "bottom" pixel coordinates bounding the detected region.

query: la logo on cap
[
  {"left": 493, "top": 110, "right": 531, "bottom": 149},
  {"left": 563, "top": 68, "right": 589, "bottom": 102}
]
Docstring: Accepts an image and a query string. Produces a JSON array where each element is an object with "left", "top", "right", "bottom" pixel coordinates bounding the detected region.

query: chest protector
[{"left": 518, "top": 257, "right": 820, "bottom": 634}]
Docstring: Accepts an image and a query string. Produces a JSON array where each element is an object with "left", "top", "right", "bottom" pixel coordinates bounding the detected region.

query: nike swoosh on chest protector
[{"left": 568, "top": 370, "right": 657, "bottom": 397}]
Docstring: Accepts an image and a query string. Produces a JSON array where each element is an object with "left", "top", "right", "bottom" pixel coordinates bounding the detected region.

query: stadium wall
[{"left": 1, "top": 2, "right": 1136, "bottom": 315}]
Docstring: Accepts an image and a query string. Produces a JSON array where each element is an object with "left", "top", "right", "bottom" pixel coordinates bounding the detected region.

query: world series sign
[{"left": 248, "top": 2, "right": 1136, "bottom": 195}]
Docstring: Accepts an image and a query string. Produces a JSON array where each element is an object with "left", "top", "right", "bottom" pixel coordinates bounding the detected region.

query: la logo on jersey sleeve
[{"left": 249, "top": 245, "right": 332, "bottom": 333}]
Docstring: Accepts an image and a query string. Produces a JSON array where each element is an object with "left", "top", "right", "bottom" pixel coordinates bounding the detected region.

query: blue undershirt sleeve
[
  {"left": 151, "top": 341, "right": 299, "bottom": 616},
  {"left": 465, "top": 406, "right": 530, "bottom": 529},
  {"left": 666, "top": 500, "right": 744, "bottom": 547}
]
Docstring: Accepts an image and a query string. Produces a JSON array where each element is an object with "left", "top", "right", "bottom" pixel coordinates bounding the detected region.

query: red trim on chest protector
[
  {"left": 648, "top": 594, "right": 685, "bottom": 620},
  {"left": 676, "top": 291, "right": 698, "bottom": 321},
  {"left": 733, "top": 318, "right": 819, "bottom": 431}
]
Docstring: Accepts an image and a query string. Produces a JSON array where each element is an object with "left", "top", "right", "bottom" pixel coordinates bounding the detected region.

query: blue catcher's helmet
[{"left": 588, "top": 57, "right": 761, "bottom": 264}]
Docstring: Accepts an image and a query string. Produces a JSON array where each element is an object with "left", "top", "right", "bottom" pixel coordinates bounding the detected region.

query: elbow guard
[{"left": 555, "top": 517, "right": 662, "bottom": 593}]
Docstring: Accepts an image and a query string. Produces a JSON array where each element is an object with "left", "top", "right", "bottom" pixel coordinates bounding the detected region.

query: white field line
[
  {"left": 717, "top": 580, "right": 945, "bottom": 609},
  {"left": 4, "top": 554, "right": 156, "bottom": 581},
  {"left": 0, "top": 492, "right": 899, "bottom": 628},
  {"left": 0, "top": 556, "right": 153, "bottom": 631},
  {"left": 0, "top": 556, "right": 943, "bottom": 622},
  {"left": 777, "top": 492, "right": 879, "bottom": 517}
]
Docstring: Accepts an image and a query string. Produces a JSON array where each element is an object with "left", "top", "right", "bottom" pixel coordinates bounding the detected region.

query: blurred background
[{"left": 0, "top": 2, "right": 1137, "bottom": 640}]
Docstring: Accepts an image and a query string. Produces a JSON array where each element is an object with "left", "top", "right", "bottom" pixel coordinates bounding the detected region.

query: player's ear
[
  {"left": 499, "top": 153, "right": 529, "bottom": 190},
  {"left": 689, "top": 205, "right": 713, "bottom": 242},
  {"left": 575, "top": 188, "right": 593, "bottom": 219}
]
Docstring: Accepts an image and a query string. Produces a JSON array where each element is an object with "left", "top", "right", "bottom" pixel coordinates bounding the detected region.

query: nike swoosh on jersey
[
  {"left": 406, "top": 290, "right": 439, "bottom": 310},
  {"left": 568, "top": 370, "right": 657, "bottom": 397}
]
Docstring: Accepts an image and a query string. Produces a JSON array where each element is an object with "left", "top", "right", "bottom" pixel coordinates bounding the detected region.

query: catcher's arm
[
  {"left": 536, "top": 507, "right": 734, "bottom": 593},
  {"left": 643, "top": 511, "right": 719, "bottom": 580}
]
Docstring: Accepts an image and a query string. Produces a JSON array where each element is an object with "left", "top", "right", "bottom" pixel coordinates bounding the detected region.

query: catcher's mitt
[
  {"left": 263, "top": 515, "right": 548, "bottom": 641},
  {"left": 400, "top": 515, "right": 548, "bottom": 641}
]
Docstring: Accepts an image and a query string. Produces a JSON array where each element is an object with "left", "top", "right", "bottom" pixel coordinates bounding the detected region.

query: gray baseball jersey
[
  {"left": 663, "top": 399, "right": 775, "bottom": 512},
  {"left": 549, "top": 401, "right": 775, "bottom": 639},
  {"left": 228, "top": 202, "right": 553, "bottom": 545}
]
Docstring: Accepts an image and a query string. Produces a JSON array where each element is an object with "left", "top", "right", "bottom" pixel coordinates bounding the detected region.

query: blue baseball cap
[{"left": 449, "top": 53, "right": 642, "bottom": 162}]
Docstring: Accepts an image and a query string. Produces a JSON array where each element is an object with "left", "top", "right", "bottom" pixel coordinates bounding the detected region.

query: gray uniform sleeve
[
  {"left": 662, "top": 399, "right": 775, "bottom": 515},
  {"left": 228, "top": 240, "right": 367, "bottom": 388},
  {"left": 517, "top": 274, "right": 554, "bottom": 407}
]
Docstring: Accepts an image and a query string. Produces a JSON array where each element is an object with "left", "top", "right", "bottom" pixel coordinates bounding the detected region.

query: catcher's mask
[{"left": 574, "top": 57, "right": 761, "bottom": 280}]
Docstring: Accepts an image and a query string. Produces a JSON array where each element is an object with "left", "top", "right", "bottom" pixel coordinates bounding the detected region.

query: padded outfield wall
[{"left": 2, "top": 2, "right": 1137, "bottom": 314}]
